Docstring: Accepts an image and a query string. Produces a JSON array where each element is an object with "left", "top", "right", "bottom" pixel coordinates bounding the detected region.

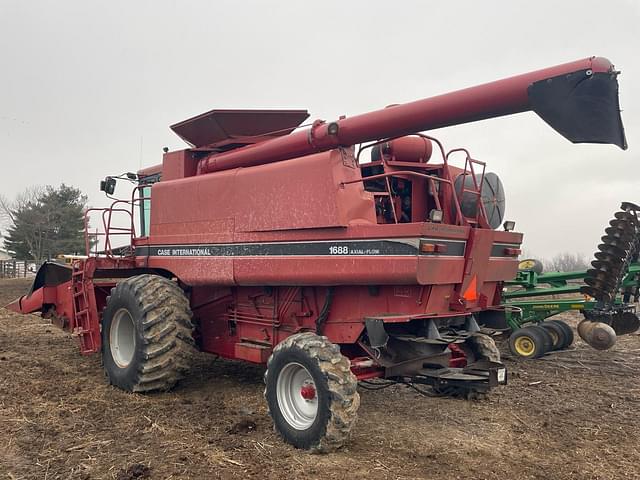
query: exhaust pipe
[{"left": 577, "top": 319, "right": 617, "bottom": 350}]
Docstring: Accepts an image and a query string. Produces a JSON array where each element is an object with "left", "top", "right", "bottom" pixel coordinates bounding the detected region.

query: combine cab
[{"left": 7, "top": 56, "right": 626, "bottom": 451}]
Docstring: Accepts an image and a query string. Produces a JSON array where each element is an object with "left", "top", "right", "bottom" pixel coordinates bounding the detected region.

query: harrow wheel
[
  {"left": 518, "top": 258, "right": 544, "bottom": 274},
  {"left": 508, "top": 326, "right": 552, "bottom": 359},
  {"left": 101, "top": 275, "right": 196, "bottom": 392},
  {"left": 264, "top": 332, "right": 360, "bottom": 452},
  {"left": 541, "top": 321, "right": 568, "bottom": 351},
  {"left": 548, "top": 319, "right": 574, "bottom": 349}
]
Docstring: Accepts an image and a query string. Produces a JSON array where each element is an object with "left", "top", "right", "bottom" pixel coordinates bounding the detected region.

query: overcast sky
[{"left": 1, "top": 0, "right": 639, "bottom": 260}]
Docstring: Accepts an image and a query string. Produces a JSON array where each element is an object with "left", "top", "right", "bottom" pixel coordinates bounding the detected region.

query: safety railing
[
  {"left": 356, "top": 133, "right": 487, "bottom": 227},
  {"left": 83, "top": 186, "right": 149, "bottom": 258},
  {"left": 445, "top": 148, "right": 488, "bottom": 228}
]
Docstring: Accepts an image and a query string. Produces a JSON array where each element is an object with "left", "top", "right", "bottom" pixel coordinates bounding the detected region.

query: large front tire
[
  {"left": 264, "top": 332, "right": 360, "bottom": 452},
  {"left": 101, "top": 274, "right": 196, "bottom": 392}
]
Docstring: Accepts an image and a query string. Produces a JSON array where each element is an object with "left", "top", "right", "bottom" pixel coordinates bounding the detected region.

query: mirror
[{"left": 100, "top": 177, "right": 117, "bottom": 195}]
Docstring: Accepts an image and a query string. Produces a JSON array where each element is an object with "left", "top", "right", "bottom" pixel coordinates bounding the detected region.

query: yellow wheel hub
[
  {"left": 518, "top": 260, "right": 536, "bottom": 270},
  {"left": 514, "top": 335, "right": 536, "bottom": 356}
]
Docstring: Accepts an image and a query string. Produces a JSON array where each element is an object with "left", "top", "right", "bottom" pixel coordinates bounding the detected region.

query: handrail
[
  {"left": 445, "top": 148, "right": 489, "bottom": 228},
  {"left": 83, "top": 185, "right": 153, "bottom": 258},
  {"left": 356, "top": 133, "right": 467, "bottom": 226},
  {"left": 341, "top": 169, "right": 453, "bottom": 187}
]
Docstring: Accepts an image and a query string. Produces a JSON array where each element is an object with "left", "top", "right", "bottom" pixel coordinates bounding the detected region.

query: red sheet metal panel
[
  {"left": 170, "top": 109, "right": 309, "bottom": 148},
  {"left": 234, "top": 149, "right": 375, "bottom": 232}
]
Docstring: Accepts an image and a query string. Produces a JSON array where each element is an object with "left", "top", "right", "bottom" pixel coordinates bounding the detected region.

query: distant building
[{"left": 0, "top": 248, "right": 11, "bottom": 260}]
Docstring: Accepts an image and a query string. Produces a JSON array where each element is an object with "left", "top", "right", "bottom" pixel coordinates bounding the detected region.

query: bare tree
[
  {"left": 545, "top": 252, "right": 590, "bottom": 272},
  {"left": 0, "top": 187, "right": 46, "bottom": 251},
  {"left": 0, "top": 193, "right": 13, "bottom": 230},
  {"left": 0, "top": 187, "right": 46, "bottom": 224}
]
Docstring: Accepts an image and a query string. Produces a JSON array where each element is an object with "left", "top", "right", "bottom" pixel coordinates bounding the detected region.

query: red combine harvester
[{"left": 8, "top": 57, "right": 626, "bottom": 451}]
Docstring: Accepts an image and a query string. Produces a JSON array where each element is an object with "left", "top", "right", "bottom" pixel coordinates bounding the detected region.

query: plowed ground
[{"left": 1, "top": 278, "right": 639, "bottom": 479}]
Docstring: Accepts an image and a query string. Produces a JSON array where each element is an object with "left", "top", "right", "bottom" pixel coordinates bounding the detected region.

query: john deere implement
[{"left": 494, "top": 202, "right": 640, "bottom": 358}]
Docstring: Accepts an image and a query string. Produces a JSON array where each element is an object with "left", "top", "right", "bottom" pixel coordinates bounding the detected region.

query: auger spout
[{"left": 196, "top": 56, "right": 625, "bottom": 174}]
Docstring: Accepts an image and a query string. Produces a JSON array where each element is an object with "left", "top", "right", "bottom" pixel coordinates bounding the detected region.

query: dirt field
[{"left": 1, "top": 278, "right": 639, "bottom": 480}]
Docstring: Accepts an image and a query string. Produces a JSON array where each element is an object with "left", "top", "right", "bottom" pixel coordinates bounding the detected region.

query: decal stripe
[{"left": 135, "top": 238, "right": 466, "bottom": 258}]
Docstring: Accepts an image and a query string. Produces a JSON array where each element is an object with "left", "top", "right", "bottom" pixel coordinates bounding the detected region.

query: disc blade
[
  {"left": 597, "top": 243, "right": 627, "bottom": 258},
  {"left": 590, "top": 259, "right": 625, "bottom": 274},
  {"left": 580, "top": 285, "right": 612, "bottom": 302},
  {"left": 610, "top": 312, "right": 640, "bottom": 335},
  {"left": 614, "top": 211, "right": 639, "bottom": 225},
  {"left": 604, "top": 227, "right": 635, "bottom": 242}
]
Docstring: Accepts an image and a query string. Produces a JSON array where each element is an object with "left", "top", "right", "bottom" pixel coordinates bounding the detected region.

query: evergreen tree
[{"left": 3, "top": 185, "right": 88, "bottom": 262}]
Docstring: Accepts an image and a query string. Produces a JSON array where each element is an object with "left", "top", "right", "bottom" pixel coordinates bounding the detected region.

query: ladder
[
  {"left": 71, "top": 261, "right": 100, "bottom": 354},
  {"left": 446, "top": 149, "right": 488, "bottom": 227}
]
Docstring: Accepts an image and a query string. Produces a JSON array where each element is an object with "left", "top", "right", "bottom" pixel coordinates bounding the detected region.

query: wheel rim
[
  {"left": 519, "top": 260, "right": 536, "bottom": 270},
  {"left": 110, "top": 308, "right": 136, "bottom": 368},
  {"left": 514, "top": 336, "right": 535, "bottom": 357},
  {"left": 276, "top": 362, "right": 318, "bottom": 430}
]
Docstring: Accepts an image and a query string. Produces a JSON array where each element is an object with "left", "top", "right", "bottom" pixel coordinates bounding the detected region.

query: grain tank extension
[{"left": 7, "top": 57, "right": 626, "bottom": 451}]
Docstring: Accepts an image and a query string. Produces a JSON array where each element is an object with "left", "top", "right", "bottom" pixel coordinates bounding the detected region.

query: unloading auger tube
[
  {"left": 196, "top": 56, "right": 626, "bottom": 174},
  {"left": 579, "top": 202, "right": 640, "bottom": 349}
]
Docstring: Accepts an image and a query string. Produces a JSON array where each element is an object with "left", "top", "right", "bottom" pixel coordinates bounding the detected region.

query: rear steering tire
[
  {"left": 101, "top": 274, "right": 196, "bottom": 392},
  {"left": 264, "top": 332, "right": 360, "bottom": 452},
  {"left": 463, "top": 333, "right": 501, "bottom": 363},
  {"left": 508, "top": 325, "right": 552, "bottom": 359}
]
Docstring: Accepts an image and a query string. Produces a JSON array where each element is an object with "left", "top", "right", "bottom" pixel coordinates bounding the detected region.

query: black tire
[
  {"left": 264, "top": 332, "right": 360, "bottom": 452},
  {"left": 101, "top": 274, "right": 196, "bottom": 392},
  {"left": 518, "top": 259, "right": 544, "bottom": 274},
  {"left": 508, "top": 325, "right": 552, "bottom": 359},
  {"left": 549, "top": 319, "right": 574, "bottom": 349},
  {"left": 540, "top": 321, "right": 567, "bottom": 351},
  {"left": 463, "top": 333, "right": 501, "bottom": 363}
]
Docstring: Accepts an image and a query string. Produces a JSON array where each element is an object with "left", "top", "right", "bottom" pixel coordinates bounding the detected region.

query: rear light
[
  {"left": 419, "top": 241, "right": 448, "bottom": 254},
  {"left": 504, "top": 247, "right": 521, "bottom": 256},
  {"left": 420, "top": 242, "right": 436, "bottom": 253},
  {"left": 503, "top": 220, "right": 516, "bottom": 231}
]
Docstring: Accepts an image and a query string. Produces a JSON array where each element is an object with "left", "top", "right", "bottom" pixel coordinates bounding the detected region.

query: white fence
[{"left": 0, "top": 260, "right": 35, "bottom": 278}]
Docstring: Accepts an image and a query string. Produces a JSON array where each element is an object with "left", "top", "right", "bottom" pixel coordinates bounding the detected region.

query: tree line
[
  {"left": 544, "top": 252, "right": 590, "bottom": 272},
  {"left": 0, "top": 184, "right": 88, "bottom": 263}
]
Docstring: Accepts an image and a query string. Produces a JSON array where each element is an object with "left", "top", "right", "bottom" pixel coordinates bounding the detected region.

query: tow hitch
[{"left": 412, "top": 360, "right": 507, "bottom": 394}]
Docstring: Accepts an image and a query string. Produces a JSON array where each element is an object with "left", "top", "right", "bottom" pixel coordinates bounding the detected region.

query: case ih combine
[{"left": 8, "top": 56, "right": 626, "bottom": 451}]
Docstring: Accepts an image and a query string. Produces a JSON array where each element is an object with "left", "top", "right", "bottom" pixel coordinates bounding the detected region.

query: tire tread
[
  {"left": 103, "top": 274, "right": 196, "bottom": 393},
  {"left": 265, "top": 332, "right": 360, "bottom": 452}
]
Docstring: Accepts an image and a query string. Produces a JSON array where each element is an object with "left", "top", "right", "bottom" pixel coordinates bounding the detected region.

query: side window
[{"left": 140, "top": 186, "right": 152, "bottom": 237}]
